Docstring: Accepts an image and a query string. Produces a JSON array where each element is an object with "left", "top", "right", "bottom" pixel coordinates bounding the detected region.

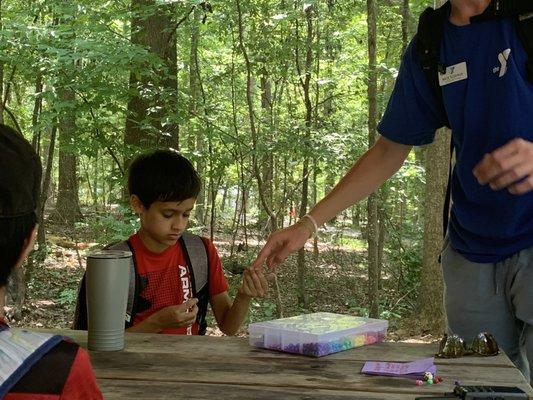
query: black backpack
[
  {"left": 414, "top": 0, "right": 533, "bottom": 237},
  {"left": 73, "top": 232, "right": 211, "bottom": 335}
]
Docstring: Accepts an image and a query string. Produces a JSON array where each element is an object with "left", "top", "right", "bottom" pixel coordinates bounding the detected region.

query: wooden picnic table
[{"left": 55, "top": 330, "right": 532, "bottom": 399}]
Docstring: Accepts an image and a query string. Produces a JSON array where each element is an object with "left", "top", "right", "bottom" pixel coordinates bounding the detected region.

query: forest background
[{"left": 1, "top": 0, "right": 451, "bottom": 339}]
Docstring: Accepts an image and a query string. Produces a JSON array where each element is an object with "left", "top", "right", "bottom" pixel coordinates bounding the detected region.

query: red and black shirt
[{"left": 129, "top": 233, "right": 229, "bottom": 334}]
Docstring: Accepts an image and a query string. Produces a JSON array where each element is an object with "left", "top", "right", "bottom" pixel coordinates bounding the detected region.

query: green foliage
[
  {"left": 4, "top": 0, "right": 431, "bottom": 332},
  {"left": 344, "top": 299, "right": 369, "bottom": 318},
  {"left": 86, "top": 206, "right": 139, "bottom": 246},
  {"left": 58, "top": 288, "right": 78, "bottom": 307}
]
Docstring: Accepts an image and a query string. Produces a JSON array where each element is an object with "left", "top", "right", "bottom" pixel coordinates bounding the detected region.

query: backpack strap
[
  {"left": 416, "top": 1, "right": 454, "bottom": 245},
  {"left": 181, "top": 232, "right": 209, "bottom": 292},
  {"left": 442, "top": 138, "right": 455, "bottom": 242},
  {"left": 180, "top": 232, "right": 210, "bottom": 335},
  {"left": 517, "top": 13, "right": 533, "bottom": 82},
  {"left": 416, "top": 1, "right": 451, "bottom": 128}
]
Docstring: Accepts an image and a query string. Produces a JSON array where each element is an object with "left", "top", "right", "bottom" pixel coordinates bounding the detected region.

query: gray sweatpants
[{"left": 441, "top": 240, "right": 533, "bottom": 384}]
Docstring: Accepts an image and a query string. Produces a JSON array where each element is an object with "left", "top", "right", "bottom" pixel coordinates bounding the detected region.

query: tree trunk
[
  {"left": 188, "top": 7, "right": 206, "bottom": 227},
  {"left": 366, "top": 0, "right": 380, "bottom": 319},
  {"left": 31, "top": 74, "right": 43, "bottom": 152},
  {"left": 230, "top": 183, "right": 241, "bottom": 257},
  {"left": 235, "top": 0, "right": 277, "bottom": 233},
  {"left": 124, "top": 0, "right": 179, "bottom": 168},
  {"left": 37, "top": 125, "right": 57, "bottom": 250},
  {"left": 209, "top": 166, "right": 220, "bottom": 243},
  {"left": 6, "top": 268, "right": 25, "bottom": 320},
  {"left": 220, "top": 186, "right": 228, "bottom": 213},
  {"left": 52, "top": 87, "right": 82, "bottom": 226},
  {"left": 417, "top": 0, "right": 450, "bottom": 335},
  {"left": 401, "top": 0, "right": 410, "bottom": 55},
  {"left": 312, "top": 159, "right": 319, "bottom": 261},
  {"left": 295, "top": 3, "right": 314, "bottom": 308},
  {"left": 419, "top": 128, "right": 450, "bottom": 333},
  {"left": 260, "top": 74, "right": 275, "bottom": 233},
  {"left": 281, "top": 157, "right": 289, "bottom": 228},
  {"left": 322, "top": 0, "right": 336, "bottom": 219}
]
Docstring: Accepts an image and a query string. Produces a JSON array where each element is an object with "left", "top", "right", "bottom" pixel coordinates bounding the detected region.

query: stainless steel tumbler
[{"left": 86, "top": 250, "right": 131, "bottom": 351}]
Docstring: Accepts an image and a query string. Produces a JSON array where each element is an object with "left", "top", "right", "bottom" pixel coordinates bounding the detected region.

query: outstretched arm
[
  {"left": 211, "top": 268, "right": 268, "bottom": 336},
  {"left": 252, "top": 136, "right": 412, "bottom": 270}
]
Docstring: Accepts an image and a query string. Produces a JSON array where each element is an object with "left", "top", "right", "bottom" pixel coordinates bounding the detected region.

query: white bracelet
[{"left": 301, "top": 213, "right": 319, "bottom": 235}]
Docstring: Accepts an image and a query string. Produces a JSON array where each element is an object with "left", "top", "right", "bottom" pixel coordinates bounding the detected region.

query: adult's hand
[
  {"left": 473, "top": 138, "right": 533, "bottom": 195},
  {"left": 252, "top": 221, "right": 311, "bottom": 270}
]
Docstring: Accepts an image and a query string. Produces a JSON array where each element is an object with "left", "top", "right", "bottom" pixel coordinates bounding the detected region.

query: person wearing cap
[{"left": 0, "top": 123, "right": 103, "bottom": 399}]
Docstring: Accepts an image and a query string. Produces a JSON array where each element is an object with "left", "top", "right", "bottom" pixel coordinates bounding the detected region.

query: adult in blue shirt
[{"left": 253, "top": 0, "right": 533, "bottom": 384}]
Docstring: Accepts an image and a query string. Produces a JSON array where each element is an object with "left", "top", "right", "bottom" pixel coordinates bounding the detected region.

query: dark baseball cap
[{"left": 0, "top": 124, "right": 42, "bottom": 218}]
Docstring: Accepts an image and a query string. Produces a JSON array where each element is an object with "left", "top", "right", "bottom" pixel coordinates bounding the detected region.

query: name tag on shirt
[{"left": 438, "top": 62, "right": 468, "bottom": 86}]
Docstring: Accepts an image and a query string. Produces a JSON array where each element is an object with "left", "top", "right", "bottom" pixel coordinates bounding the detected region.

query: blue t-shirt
[{"left": 378, "top": 17, "right": 533, "bottom": 263}]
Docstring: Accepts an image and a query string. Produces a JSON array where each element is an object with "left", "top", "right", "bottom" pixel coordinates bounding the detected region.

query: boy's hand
[
  {"left": 237, "top": 268, "right": 269, "bottom": 299},
  {"left": 147, "top": 298, "right": 199, "bottom": 330},
  {"left": 473, "top": 138, "right": 533, "bottom": 194}
]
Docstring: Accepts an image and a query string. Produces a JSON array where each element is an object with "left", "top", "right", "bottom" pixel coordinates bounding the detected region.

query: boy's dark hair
[
  {"left": 0, "top": 123, "right": 42, "bottom": 286},
  {"left": 128, "top": 149, "right": 201, "bottom": 209}
]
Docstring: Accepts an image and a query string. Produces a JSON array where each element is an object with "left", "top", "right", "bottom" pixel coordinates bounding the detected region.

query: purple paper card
[{"left": 361, "top": 357, "right": 436, "bottom": 380}]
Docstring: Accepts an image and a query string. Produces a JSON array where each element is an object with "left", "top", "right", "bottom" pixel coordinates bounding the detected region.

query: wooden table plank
[
  {"left": 87, "top": 351, "right": 533, "bottom": 396},
  {"left": 44, "top": 330, "right": 532, "bottom": 399},
  {"left": 57, "top": 330, "right": 516, "bottom": 367},
  {"left": 98, "top": 380, "right": 418, "bottom": 399}
]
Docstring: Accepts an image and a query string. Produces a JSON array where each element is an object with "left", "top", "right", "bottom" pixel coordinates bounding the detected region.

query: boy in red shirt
[
  {"left": 0, "top": 124, "right": 102, "bottom": 399},
  {"left": 78, "top": 150, "right": 268, "bottom": 335}
]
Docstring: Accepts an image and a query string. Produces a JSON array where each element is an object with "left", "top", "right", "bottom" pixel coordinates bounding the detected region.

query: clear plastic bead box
[{"left": 249, "top": 312, "right": 388, "bottom": 357}]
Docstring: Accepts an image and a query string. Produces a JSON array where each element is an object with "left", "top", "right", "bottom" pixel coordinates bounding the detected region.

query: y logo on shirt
[{"left": 493, "top": 48, "right": 511, "bottom": 77}]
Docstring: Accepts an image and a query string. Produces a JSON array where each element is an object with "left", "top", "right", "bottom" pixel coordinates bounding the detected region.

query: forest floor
[{"left": 5, "top": 219, "right": 438, "bottom": 345}]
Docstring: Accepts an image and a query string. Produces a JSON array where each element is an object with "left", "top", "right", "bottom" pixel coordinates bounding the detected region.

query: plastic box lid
[{"left": 249, "top": 312, "right": 388, "bottom": 343}]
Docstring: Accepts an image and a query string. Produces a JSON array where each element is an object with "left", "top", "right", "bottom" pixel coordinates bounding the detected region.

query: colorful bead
[
  {"left": 423, "top": 372, "right": 434, "bottom": 381},
  {"left": 365, "top": 333, "right": 378, "bottom": 345},
  {"left": 302, "top": 343, "right": 319, "bottom": 356},
  {"left": 283, "top": 343, "right": 301, "bottom": 353}
]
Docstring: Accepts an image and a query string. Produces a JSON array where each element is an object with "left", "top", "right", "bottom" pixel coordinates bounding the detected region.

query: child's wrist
[
  {"left": 145, "top": 313, "right": 164, "bottom": 331},
  {"left": 236, "top": 289, "right": 252, "bottom": 301}
]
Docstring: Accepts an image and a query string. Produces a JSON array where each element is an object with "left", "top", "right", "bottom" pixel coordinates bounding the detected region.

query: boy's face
[{"left": 131, "top": 196, "right": 196, "bottom": 253}]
